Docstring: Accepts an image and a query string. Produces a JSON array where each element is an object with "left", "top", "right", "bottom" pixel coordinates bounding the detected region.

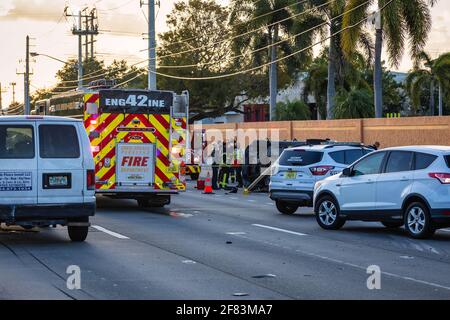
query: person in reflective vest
[{"left": 232, "top": 140, "right": 244, "bottom": 188}]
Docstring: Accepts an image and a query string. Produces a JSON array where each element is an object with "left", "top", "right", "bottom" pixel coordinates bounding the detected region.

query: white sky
[{"left": 0, "top": 0, "right": 449, "bottom": 108}]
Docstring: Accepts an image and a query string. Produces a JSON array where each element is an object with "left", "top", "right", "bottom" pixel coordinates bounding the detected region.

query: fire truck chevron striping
[{"left": 35, "top": 86, "right": 189, "bottom": 207}]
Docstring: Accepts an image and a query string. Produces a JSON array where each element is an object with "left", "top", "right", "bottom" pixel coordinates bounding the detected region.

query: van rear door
[
  {"left": 0, "top": 122, "right": 38, "bottom": 205},
  {"left": 37, "top": 122, "right": 84, "bottom": 204}
]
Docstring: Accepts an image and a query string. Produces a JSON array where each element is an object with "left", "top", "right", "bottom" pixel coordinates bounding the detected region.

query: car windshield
[{"left": 278, "top": 150, "right": 323, "bottom": 166}]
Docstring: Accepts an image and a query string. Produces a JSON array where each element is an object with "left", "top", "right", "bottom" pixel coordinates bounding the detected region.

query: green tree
[
  {"left": 275, "top": 100, "right": 311, "bottom": 120},
  {"left": 229, "top": 0, "right": 310, "bottom": 120},
  {"left": 334, "top": 87, "right": 374, "bottom": 119},
  {"left": 342, "top": 0, "right": 437, "bottom": 117},
  {"left": 158, "top": 0, "right": 267, "bottom": 121},
  {"left": 406, "top": 51, "right": 450, "bottom": 116}
]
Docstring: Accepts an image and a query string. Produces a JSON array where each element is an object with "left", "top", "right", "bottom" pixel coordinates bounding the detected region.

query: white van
[{"left": 0, "top": 116, "right": 95, "bottom": 241}]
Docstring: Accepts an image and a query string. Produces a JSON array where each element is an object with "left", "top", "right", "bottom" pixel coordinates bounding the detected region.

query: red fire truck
[{"left": 35, "top": 83, "right": 188, "bottom": 208}]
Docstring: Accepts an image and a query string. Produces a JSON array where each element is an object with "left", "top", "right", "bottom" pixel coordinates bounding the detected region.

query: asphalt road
[{"left": 1, "top": 182, "right": 450, "bottom": 300}]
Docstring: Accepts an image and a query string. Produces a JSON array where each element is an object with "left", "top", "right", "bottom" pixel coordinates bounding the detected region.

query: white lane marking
[
  {"left": 299, "top": 250, "right": 450, "bottom": 291},
  {"left": 252, "top": 224, "right": 307, "bottom": 236},
  {"left": 226, "top": 232, "right": 247, "bottom": 235},
  {"left": 266, "top": 202, "right": 274, "bottom": 205},
  {"left": 247, "top": 199, "right": 256, "bottom": 202},
  {"left": 92, "top": 225, "right": 130, "bottom": 239}
]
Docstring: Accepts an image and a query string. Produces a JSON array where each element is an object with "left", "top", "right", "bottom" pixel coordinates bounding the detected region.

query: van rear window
[
  {"left": 39, "top": 125, "right": 80, "bottom": 159},
  {"left": 278, "top": 150, "right": 323, "bottom": 166},
  {"left": 0, "top": 125, "right": 35, "bottom": 159}
]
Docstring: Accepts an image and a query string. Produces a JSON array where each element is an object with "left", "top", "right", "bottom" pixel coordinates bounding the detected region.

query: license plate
[
  {"left": 284, "top": 172, "right": 297, "bottom": 179},
  {"left": 49, "top": 176, "right": 68, "bottom": 187}
]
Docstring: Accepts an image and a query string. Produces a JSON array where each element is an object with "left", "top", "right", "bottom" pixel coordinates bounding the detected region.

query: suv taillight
[
  {"left": 310, "top": 166, "right": 334, "bottom": 176},
  {"left": 87, "top": 170, "right": 95, "bottom": 190},
  {"left": 428, "top": 173, "right": 450, "bottom": 184}
]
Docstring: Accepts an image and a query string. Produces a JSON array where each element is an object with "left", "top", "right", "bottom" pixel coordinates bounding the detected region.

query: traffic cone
[{"left": 202, "top": 172, "right": 214, "bottom": 194}]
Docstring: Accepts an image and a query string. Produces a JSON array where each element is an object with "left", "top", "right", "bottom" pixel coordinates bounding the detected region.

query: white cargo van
[{"left": 0, "top": 116, "right": 95, "bottom": 241}]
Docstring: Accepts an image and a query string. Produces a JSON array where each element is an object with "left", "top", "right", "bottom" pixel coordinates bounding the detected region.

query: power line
[
  {"left": 157, "top": 0, "right": 372, "bottom": 70},
  {"left": 144, "top": 0, "right": 395, "bottom": 81},
  {"left": 140, "top": 0, "right": 337, "bottom": 59}
]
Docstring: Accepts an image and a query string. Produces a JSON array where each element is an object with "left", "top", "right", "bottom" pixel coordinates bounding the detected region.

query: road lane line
[
  {"left": 92, "top": 225, "right": 130, "bottom": 239},
  {"left": 252, "top": 224, "right": 307, "bottom": 236}
]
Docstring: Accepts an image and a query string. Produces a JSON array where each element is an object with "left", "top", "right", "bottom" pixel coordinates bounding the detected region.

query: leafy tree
[
  {"left": 275, "top": 100, "right": 311, "bottom": 120},
  {"left": 342, "top": 0, "right": 437, "bottom": 117},
  {"left": 158, "top": 0, "right": 268, "bottom": 121},
  {"left": 334, "top": 87, "right": 374, "bottom": 119},
  {"left": 406, "top": 51, "right": 450, "bottom": 115},
  {"left": 229, "top": 0, "right": 312, "bottom": 120}
]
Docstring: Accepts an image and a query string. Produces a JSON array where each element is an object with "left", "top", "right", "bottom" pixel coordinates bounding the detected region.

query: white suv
[
  {"left": 270, "top": 144, "right": 373, "bottom": 214},
  {"left": 0, "top": 116, "right": 95, "bottom": 241},
  {"left": 313, "top": 146, "right": 450, "bottom": 239}
]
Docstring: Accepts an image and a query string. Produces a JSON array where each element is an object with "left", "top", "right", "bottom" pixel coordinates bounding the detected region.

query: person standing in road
[
  {"left": 370, "top": 141, "right": 381, "bottom": 150},
  {"left": 232, "top": 139, "right": 244, "bottom": 188}
]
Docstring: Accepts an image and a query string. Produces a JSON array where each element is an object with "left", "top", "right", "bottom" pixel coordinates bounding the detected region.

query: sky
[{"left": 0, "top": 0, "right": 449, "bottom": 108}]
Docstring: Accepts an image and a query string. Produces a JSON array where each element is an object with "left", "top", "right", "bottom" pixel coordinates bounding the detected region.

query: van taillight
[
  {"left": 428, "top": 173, "right": 450, "bottom": 184},
  {"left": 310, "top": 166, "right": 334, "bottom": 176},
  {"left": 87, "top": 170, "right": 95, "bottom": 190}
]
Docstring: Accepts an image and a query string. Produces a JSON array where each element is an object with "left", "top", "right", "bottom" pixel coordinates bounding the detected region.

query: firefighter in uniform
[
  {"left": 219, "top": 141, "right": 231, "bottom": 189},
  {"left": 232, "top": 140, "right": 244, "bottom": 188}
]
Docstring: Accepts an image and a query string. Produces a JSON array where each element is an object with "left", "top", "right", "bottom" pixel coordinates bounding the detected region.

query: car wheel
[
  {"left": 275, "top": 201, "right": 298, "bottom": 215},
  {"left": 315, "top": 196, "right": 345, "bottom": 230},
  {"left": 381, "top": 221, "right": 403, "bottom": 228},
  {"left": 404, "top": 202, "right": 435, "bottom": 239},
  {"left": 68, "top": 226, "right": 88, "bottom": 242}
]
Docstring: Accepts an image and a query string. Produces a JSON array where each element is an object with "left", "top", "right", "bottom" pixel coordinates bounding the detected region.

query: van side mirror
[{"left": 342, "top": 167, "right": 353, "bottom": 177}]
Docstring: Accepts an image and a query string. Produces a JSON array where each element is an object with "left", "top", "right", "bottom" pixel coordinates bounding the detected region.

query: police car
[{"left": 0, "top": 116, "right": 95, "bottom": 241}]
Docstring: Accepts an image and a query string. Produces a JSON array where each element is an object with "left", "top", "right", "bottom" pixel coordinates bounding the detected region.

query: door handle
[
  {"left": 400, "top": 177, "right": 409, "bottom": 181},
  {"left": 336, "top": 184, "right": 342, "bottom": 187},
  {"left": 366, "top": 180, "right": 374, "bottom": 184}
]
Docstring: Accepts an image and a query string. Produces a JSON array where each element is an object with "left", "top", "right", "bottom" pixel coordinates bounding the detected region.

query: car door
[
  {"left": 0, "top": 122, "right": 38, "bottom": 205},
  {"left": 338, "top": 151, "right": 387, "bottom": 212},
  {"left": 37, "top": 122, "right": 84, "bottom": 204},
  {"left": 376, "top": 151, "right": 414, "bottom": 211}
]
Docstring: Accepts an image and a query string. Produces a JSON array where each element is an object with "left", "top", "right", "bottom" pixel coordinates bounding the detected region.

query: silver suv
[{"left": 270, "top": 144, "right": 373, "bottom": 214}]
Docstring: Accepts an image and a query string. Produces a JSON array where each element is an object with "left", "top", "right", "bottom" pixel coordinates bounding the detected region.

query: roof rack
[{"left": 323, "top": 142, "right": 365, "bottom": 149}]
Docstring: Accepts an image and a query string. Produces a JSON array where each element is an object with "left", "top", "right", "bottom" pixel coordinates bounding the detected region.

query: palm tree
[
  {"left": 229, "top": 0, "right": 306, "bottom": 121},
  {"left": 334, "top": 87, "right": 374, "bottom": 119},
  {"left": 341, "top": 0, "right": 437, "bottom": 118},
  {"left": 406, "top": 51, "right": 450, "bottom": 116}
]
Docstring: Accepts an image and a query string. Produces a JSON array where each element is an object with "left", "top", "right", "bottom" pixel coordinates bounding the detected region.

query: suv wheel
[
  {"left": 315, "top": 196, "right": 345, "bottom": 230},
  {"left": 404, "top": 202, "right": 435, "bottom": 239},
  {"left": 381, "top": 221, "right": 403, "bottom": 228},
  {"left": 275, "top": 201, "right": 298, "bottom": 215}
]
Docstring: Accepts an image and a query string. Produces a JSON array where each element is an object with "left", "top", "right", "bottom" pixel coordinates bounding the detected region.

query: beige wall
[{"left": 191, "top": 116, "right": 450, "bottom": 148}]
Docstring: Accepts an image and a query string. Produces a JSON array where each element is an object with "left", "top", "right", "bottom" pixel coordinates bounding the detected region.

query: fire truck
[{"left": 34, "top": 81, "right": 188, "bottom": 208}]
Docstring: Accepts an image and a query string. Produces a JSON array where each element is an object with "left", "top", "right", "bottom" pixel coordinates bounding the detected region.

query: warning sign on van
[
  {"left": 0, "top": 172, "right": 32, "bottom": 191},
  {"left": 116, "top": 143, "right": 154, "bottom": 186}
]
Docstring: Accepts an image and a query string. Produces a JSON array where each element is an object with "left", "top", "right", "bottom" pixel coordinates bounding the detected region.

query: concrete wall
[{"left": 191, "top": 116, "right": 450, "bottom": 148}]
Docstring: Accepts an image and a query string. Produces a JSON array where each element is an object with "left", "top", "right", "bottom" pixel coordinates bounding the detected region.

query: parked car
[
  {"left": 0, "top": 116, "right": 95, "bottom": 241},
  {"left": 270, "top": 143, "right": 373, "bottom": 214},
  {"left": 313, "top": 146, "right": 450, "bottom": 239}
]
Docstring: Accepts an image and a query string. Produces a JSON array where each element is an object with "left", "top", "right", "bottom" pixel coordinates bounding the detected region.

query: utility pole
[
  {"left": 25, "top": 35, "right": 31, "bottom": 115},
  {"left": 10, "top": 82, "right": 16, "bottom": 104},
  {"left": 141, "top": 0, "right": 157, "bottom": 90},
  {"left": 16, "top": 37, "right": 32, "bottom": 115},
  {"left": 373, "top": 9, "right": 383, "bottom": 118},
  {"left": 65, "top": 6, "right": 98, "bottom": 90}
]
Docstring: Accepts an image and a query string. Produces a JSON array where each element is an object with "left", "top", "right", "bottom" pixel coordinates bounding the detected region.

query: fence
[{"left": 191, "top": 116, "right": 450, "bottom": 148}]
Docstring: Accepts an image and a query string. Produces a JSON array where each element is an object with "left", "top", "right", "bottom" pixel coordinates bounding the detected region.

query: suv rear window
[
  {"left": 39, "top": 125, "right": 80, "bottom": 159},
  {"left": 444, "top": 155, "right": 450, "bottom": 168},
  {"left": 414, "top": 152, "right": 438, "bottom": 170},
  {"left": 0, "top": 125, "right": 34, "bottom": 159},
  {"left": 278, "top": 150, "right": 323, "bottom": 166}
]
